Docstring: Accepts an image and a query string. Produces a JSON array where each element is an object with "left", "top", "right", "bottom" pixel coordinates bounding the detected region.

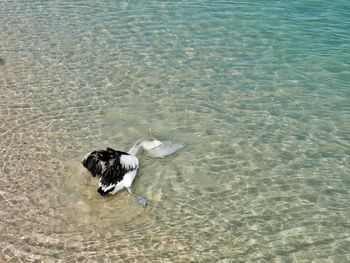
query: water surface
[{"left": 0, "top": 1, "right": 349, "bottom": 262}]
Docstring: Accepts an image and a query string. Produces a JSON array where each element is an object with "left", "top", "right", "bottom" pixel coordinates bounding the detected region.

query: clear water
[{"left": 1, "top": 1, "right": 349, "bottom": 262}]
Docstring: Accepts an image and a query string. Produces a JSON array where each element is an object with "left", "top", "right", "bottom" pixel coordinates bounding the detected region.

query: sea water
[{"left": 0, "top": 0, "right": 349, "bottom": 262}]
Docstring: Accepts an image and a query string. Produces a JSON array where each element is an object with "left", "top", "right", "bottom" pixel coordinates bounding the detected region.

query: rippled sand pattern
[{"left": 1, "top": 1, "right": 350, "bottom": 262}]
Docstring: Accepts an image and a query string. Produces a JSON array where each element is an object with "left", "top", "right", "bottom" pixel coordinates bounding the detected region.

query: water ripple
[{"left": 1, "top": 0, "right": 349, "bottom": 262}]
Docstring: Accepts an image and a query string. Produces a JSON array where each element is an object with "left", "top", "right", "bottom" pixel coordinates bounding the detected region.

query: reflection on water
[{"left": 1, "top": 0, "right": 350, "bottom": 262}]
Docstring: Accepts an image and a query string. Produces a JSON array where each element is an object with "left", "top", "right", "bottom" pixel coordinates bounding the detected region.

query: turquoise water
[{"left": 1, "top": 1, "right": 349, "bottom": 262}]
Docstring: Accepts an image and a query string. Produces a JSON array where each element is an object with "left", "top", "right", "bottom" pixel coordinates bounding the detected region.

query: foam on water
[{"left": 0, "top": 0, "right": 349, "bottom": 262}]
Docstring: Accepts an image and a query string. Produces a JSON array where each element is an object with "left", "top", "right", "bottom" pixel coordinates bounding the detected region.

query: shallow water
[{"left": 1, "top": 1, "right": 349, "bottom": 262}]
